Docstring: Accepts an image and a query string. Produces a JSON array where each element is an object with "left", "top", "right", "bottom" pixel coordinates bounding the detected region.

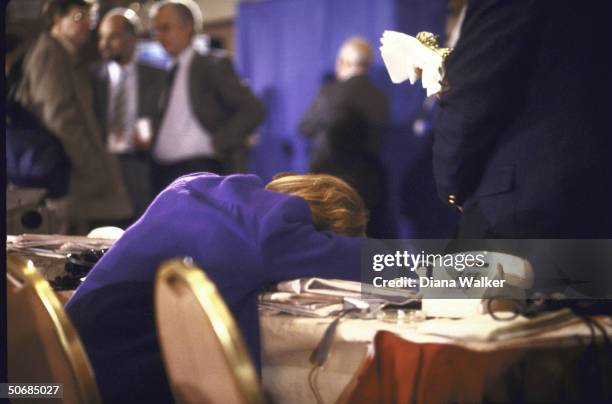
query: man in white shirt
[
  {"left": 150, "top": 0, "right": 265, "bottom": 194},
  {"left": 92, "top": 8, "right": 165, "bottom": 218}
]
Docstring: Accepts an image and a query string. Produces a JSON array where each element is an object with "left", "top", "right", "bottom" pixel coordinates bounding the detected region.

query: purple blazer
[{"left": 66, "top": 173, "right": 364, "bottom": 403}]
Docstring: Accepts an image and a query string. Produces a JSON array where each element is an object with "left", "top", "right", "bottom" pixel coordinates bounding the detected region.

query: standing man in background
[
  {"left": 150, "top": 0, "right": 265, "bottom": 194},
  {"left": 300, "top": 36, "right": 390, "bottom": 237},
  {"left": 17, "top": 0, "right": 132, "bottom": 234},
  {"left": 93, "top": 8, "right": 165, "bottom": 219}
]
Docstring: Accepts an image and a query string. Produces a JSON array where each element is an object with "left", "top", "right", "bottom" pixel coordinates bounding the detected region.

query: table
[
  {"left": 259, "top": 312, "right": 612, "bottom": 403},
  {"left": 9, "top": 236, "right": 612, "bottom": 403},
  {"left": 259, "top": 313, "right": 447, "bottom": 403}
]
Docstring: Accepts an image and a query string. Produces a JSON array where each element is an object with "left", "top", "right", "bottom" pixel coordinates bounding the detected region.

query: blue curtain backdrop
[{"left": 236, "top": 0, "right": 458, "bottom": 237}]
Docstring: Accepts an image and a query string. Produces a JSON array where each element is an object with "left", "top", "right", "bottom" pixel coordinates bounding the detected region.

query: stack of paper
[
  {"left": 6, "top": 234, "right": 116, "bottom": 257},
  {"left": 260, "top": 278, "right": 418, "bottom": 317}
]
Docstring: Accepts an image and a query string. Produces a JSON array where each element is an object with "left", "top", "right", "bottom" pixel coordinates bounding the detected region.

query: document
[{"left": 379, "top": 30, "right": 450, "bottom": 96}]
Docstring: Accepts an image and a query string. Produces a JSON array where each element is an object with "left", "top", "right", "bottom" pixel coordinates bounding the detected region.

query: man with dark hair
[
  {"left": 92, "top": 8, "right": 166, "bottom": 219},
  {"left": 17, "top": 0, "right": 132, "bottom": 233},
  {"left": 149, "top": 0, "right": 265, "bottom": 194},
  {"left": 42, "top": 0, "right": 89, "bottom": 30}
]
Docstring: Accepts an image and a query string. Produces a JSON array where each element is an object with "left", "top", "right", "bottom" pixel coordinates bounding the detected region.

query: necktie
[{"left": 110, "top": 69, "right": 127, "bottom": 133}]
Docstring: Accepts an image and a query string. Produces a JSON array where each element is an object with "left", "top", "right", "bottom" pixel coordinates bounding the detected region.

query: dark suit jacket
[
  {"left": 433, "top": 0, "right": 612, "bottom": 237},
  {"left": 91, "top": 61, "right": 166, "bottom": 216},
  {"left": 65, "top": 173, "right": 364, "bottom": 403},
  {"left": 300, "top": 74, "right": 391, "bottom": 236},
  {"left": 300, "top": 74, "right": 389, "bottom": 154},
  {"left": 92, "top": 61, "right": 166, "bottom": 142},
  {"left": 153, "top": 50, "right": 265, "bottom": 168}
]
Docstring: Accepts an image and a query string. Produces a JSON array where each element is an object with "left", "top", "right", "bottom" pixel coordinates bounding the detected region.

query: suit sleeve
[
  {"left": 433, "top": 0, "right": 541, "bottom": 205},
  {"left": 90, "top": 65, "right": 107, "bottom": 137},
  {"left": 209, "top": 57, "right": 266, "bottom": 153},
  {"left": 260, "top": 196, "right": 365, "bottom": 283},
  {"left": 298, "top": 85, "right": 335, "bottom": 138}
]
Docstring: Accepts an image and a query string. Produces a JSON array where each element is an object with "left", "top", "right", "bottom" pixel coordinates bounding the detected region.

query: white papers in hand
[{"left": 379, "top": 30, "right": 445, "bottom": 96}]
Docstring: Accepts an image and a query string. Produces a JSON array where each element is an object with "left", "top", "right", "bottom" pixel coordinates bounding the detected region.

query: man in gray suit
[
  {"left": 92, "top": 8, "right": 165, "bottom": 218},
  {"left": 18, "top": 0, "right": 132, "bottom": 233},
  {"left": 150, "top": 0, "right": 265, "bottom": 194}
]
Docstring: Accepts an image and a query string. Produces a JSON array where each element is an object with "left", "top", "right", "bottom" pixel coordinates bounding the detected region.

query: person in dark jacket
[
  {"left": 300, "top": 36, "right": 391, "bottom": 237},
  {"left": 433, "top": 0, "right": 611, "bottom": 237},
  {"left": 92, "top": 8, "right": 166, "bottom": 219}
]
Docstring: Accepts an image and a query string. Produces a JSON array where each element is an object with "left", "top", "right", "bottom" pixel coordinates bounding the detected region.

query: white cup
[{"left": 136, "top": 117, "right": 152, "bottom": 144}]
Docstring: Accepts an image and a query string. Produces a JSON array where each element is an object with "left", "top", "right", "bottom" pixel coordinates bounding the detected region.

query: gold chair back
[
  {"left": 155, "top": 258, "right": 265, "bottom": 404},
  {"left": 6, "top": 255, "right": 102, "bottom": 404}
]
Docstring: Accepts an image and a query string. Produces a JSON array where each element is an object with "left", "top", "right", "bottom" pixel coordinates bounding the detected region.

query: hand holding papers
[{"left": 379, "top": 30, "right": 452, "bottom": 96}]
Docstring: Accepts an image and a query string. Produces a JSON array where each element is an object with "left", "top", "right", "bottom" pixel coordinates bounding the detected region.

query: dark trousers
[{"left": 152, "top": 157, "right": 225, "bottom": 196}]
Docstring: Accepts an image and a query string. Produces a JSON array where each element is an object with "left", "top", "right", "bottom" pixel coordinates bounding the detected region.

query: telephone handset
[{"left": 415, "top": 251, "right": 534, "bottom": 318}]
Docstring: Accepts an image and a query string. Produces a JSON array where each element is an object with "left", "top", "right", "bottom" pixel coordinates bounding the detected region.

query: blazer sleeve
[
  {"left": 258, "top": 195, "right": 365, "bottom": 284},
  {"left": 90, "top": 64, "right": 108, "bottom": 137},
  {"left": 208, "top": 57, "right": 266, "bottom": 153},
  {"left": 298, "top": 85, "right": 335, "bottom": 138},
  {"left": 138, "top": 64, "right": 167, "bottom": 119},
  {"left": 433, "top": 0, "right": 542, "bottom": 205}
]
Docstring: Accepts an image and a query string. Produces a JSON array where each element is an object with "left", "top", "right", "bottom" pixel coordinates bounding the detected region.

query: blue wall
[{"left": 236, "top": 0, "right": 457, "bottom": 237}]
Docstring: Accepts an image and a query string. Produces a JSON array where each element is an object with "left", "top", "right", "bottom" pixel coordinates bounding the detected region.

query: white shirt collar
[{"left": 108, "top": 59, "right": 136, "bottom": 83}]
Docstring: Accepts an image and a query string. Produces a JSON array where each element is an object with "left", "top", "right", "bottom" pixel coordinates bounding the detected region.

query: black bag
[{"left": 6, "top": 94, "right": 71, "bottom": 198}]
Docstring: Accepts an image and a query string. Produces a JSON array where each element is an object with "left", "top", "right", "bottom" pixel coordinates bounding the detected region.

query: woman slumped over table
[{"left": 65, "top": 172, "right": 368, "bottom": 403}]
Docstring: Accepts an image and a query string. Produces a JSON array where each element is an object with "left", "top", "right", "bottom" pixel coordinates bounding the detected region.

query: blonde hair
[{"left": 266, "top": 173, "right": 369, "bottom": 237}]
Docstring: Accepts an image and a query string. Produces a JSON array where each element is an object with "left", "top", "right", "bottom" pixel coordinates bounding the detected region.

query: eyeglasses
[
  {"left": 73, "top": 11, "right": 86, "bottom": 22},
  {"left": 69, "top": 7, "right": 98, "bottom": 30},
  {"left": 70, "top": 8, "right": 97, "bottom": 25}
]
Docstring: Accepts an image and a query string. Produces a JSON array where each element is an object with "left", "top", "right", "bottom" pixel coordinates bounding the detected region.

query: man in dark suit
[
  {"left": 300, "top": 37, "right": 389, "bottom": 162},
  {"left": 92, "top": 8, "right": 165, "bottom": 218},
  {"left": 300, "top": 37, "right": 391, "bottom": 236},
  {"left": 433, "top": 0, "right": 611, "bottom": 238},
  {"left": 150, "top": 0, "right": 265, "bottom": 194}
]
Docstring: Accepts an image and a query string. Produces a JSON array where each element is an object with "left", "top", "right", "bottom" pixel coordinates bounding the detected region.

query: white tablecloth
[{"left": 260, "top": 311, "right": 612, "bottom": 403}]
